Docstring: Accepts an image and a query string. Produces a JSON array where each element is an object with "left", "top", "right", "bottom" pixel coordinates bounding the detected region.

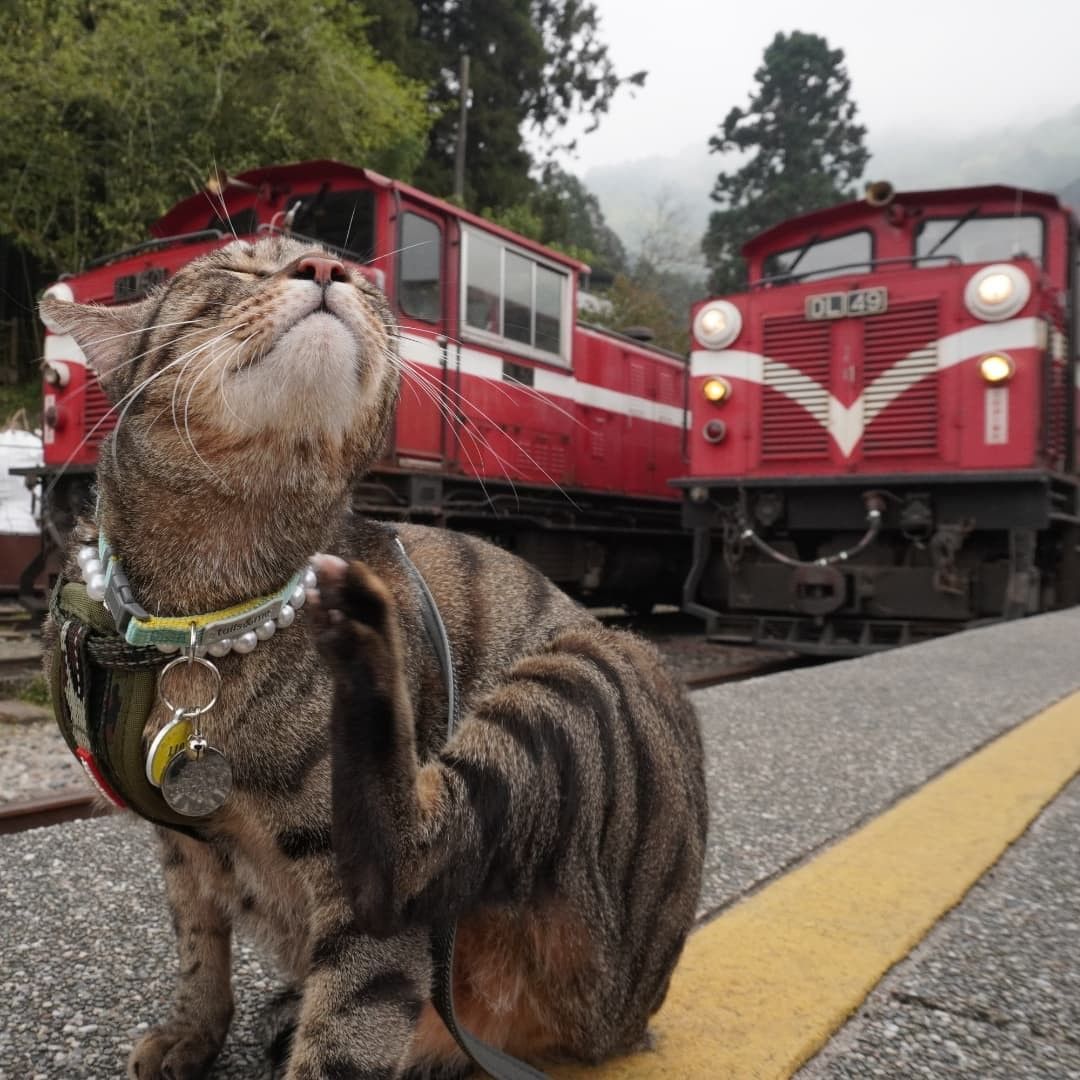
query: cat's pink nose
[{"left": 293, "top": 256, "right": 347, "bottom": 286}]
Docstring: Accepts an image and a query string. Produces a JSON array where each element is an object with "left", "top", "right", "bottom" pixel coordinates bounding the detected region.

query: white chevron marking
[{"left": 691, "top": 316, "right": 1044, "bottom": 456}]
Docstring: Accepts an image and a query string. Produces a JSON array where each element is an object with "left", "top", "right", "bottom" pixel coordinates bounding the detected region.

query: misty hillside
[{"left": 582, "top": 104, "right": 1080, "bottom": 261}]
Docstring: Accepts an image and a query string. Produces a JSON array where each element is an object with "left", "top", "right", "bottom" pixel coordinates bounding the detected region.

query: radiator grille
[
  {"left": 1046, "top": 322, "right": 1068, "bottom": 468},
  {"left": 761, "top": 316, "right": 831, "bottom": 460},
  {"left": 862, "top": 301, "right": 939, "bottom": 455},
  {"left": 82, "top": 373, "right": 116, "bottom": 447}
]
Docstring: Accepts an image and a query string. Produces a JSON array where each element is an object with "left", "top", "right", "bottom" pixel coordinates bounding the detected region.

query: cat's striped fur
[{"left": 40, "top": 235, "right": 708, "bottom": 1080}]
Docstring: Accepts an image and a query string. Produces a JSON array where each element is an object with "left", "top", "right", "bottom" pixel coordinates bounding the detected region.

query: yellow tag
[{"left": 146, "top": 715, "right": 194, "bottom": 788}]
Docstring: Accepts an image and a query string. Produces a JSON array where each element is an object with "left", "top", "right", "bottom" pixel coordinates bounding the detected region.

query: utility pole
[{"left": 453, "top": 53, "right": 470, "bottom": 202}]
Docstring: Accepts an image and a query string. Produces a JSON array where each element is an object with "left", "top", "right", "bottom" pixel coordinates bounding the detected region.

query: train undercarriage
[
  {"left": 677, "top": 471, "right": 1080, "bottom": 657},
  {"left": 15, "top": 465, "right": 689, "bottom": 618}
]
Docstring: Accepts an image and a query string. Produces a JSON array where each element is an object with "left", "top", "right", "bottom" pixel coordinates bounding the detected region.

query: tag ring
[{"left": 158, "top": 654, "right": 221, "bottom": 717}]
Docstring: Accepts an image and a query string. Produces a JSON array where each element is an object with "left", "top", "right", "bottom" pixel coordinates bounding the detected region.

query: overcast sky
[{"left": 562, "top": 0, "right": 1080, "bottom": 175}]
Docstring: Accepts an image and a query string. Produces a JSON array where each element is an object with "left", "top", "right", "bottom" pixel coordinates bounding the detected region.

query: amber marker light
[
  {"left": 979, "top": 353, "right": 1015, "bottom": 384},
  {"left": 702, "top": 377, "right": 732, "bottom": 403}
]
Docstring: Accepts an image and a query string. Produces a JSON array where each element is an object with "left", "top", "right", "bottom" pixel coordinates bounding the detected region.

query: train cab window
[
  {"left": 289, "top": 188, "right": 375, "bottom": 261},
  {"left": 205, "top": 207, "right": 258, "bottom": 237},
  {"left": 763, "top": 230, "right": 872, "bottom": 283},
  {"left": 462, "top": 226, "right": 569, "bottom": 363},
  {"left": 398, "top": 213, "right": 441, "bottom": 322},
  {"left": 915, "top": 215, "right": 1044, "bottom": 267}
]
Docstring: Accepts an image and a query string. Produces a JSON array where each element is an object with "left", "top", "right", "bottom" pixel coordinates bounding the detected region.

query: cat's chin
[
  {"left": 275, "top": 311, "right": 358, "bottom": 364},
  {"left": 223, "top": 313, "right": 362, "bottom": 439}
]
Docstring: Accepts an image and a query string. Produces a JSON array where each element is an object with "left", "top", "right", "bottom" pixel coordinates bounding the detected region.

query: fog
[{"left": 566, "top": 0, "right": 1079, "bottom": 175}]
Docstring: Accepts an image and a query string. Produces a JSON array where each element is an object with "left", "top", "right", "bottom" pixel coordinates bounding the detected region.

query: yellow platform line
[{"left": 554, "top": 689, "right": 1080, "bottom": 1079}]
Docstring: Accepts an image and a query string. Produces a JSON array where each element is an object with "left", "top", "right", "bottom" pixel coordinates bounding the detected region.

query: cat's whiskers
[
  {"left": 364, "top": 239, "right": 436, "bottom": 268},
  {"left": 78, "top": 318, "right": 203, "bottom": 351},
  {"left": 205, "top": 156, "right": 239, "bottom": 242},
  {"left": 215, "top": 333, "right": 260, "bottom": 431},
  {"left": 378, "top": 349, "right": 498, "bottom": 501},
  {"left": 44, "top": 332, "right": 239, "bottom": 503},
  {"left": 389, "top": 349, "right": 580, "bottom": 510},
  {"left": 397, "top": 327, "right": 589, "bottom": 434},
  {"left": 376, "top": 327, "right": 519, "bottom": 500},
  {"left": 179, "top": 347, "right": 238, "bottom": 492},
  {"left": 380, "top": 350, "right": 512, "bottom": 510},
  {"left": 41, "top": 321, "right": 209, "bottom": 409},
  {"left": 169, "top": 326, "right": 247, "bottom": 449}
]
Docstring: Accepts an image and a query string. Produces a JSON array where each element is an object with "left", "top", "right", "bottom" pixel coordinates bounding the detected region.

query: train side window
[
  {"left": 465, "top": 232, "right": 502, "bottom": 334},
  {"left": 398, "top": 213, "right": 441, "bottom": 323},
  {"left": 503, "top": 251, "right": 533, "bottom": 344},
  {"left": 461, "top": 226, "right": 570, "bottom": 364},
  {"left": 535, "top": 265, "right": 563, "bottom": 354}
]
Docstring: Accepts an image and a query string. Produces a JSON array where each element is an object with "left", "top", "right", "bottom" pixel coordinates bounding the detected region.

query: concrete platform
[{"left": 4, "top": 610, "right": 1080, "bottom": 1078}]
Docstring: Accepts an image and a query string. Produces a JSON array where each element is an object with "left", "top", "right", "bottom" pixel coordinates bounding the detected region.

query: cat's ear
[{"left": 38, "top": 296, "right": 154, "bottom": 382}]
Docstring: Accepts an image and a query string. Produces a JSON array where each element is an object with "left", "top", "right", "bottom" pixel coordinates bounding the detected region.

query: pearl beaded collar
[{"left": 76, "top": 542, "right": 316, "bottom": 659}]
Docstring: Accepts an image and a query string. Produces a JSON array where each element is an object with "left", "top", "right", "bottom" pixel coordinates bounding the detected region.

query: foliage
[
  {"left": 589, "top": 273, "right": 689, "bottom": 356},
  {"left": 528, "top": 164, "right": 627, "bottom": 284},
  {"left": 482, "top": 164, "right": 627, "bottom": 286},
  {"left": 702, "top": 31, "right": 869, "bottom": 295},
  {"left": 0, "top": 0, "right": 431, "bottom": 271},
  {"left": 0, "top": 381, "right": 42, "bottom": 429},
  {"left": 364, "top": 0, "right": 644, "bottom": 212}
]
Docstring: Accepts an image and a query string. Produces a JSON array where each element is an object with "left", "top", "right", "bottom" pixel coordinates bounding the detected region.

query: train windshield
[
  {"left": 915, "top": 214, "right": 1044, "bottom": 267},
  {"left": 762, "top": 230, "right": 872, "bottom": 284},
  {"left": 288, "top": 188, "right": 376, "bottom": 261}
]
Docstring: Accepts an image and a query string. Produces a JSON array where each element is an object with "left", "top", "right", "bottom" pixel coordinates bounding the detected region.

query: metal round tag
[{"left": 160, "top": 744, "right": 233, "bottom": 817}]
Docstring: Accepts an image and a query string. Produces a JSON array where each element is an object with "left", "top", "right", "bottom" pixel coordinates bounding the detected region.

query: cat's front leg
[
  {"left": 309, "top": 557, "right": 424, "bottom": 935},
  {"left": 128, "top": 830, "right": 235, "bottom": 1080},
  {"left": 284, "top": 896, "right": 432, "bottom": 1080},
  {"left": 312, "top": 557, "right": 560, "bottom": 933}
]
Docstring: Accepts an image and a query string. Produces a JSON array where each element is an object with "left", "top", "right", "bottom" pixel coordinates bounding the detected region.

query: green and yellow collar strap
[{"left": 92, "top": 535, "right": 308, "bottom": 651}]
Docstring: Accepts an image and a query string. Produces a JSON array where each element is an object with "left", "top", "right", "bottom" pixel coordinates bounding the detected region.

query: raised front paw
[
  {"left": 128, "top": 1023, "right": 225, "bottom": 1080},
  {"left": 308, "top": 555, "right": 396, "bottom": 671}
]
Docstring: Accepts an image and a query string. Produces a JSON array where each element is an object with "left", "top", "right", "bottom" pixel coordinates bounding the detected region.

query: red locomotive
[
  {"left": 27, "top": 160, "right": 688, "bottom": 610},
  {"left": 680, "top": 182, "right": 1080, "bottom": 654}
]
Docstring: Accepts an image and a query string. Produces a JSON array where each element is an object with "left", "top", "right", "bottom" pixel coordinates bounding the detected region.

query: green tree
[
  {"left": 588, "top": 273, "right": 688, "bottom": 355},
  {"left": 522, "top": 164, "right": 626, "bottom": 284},
  {"left": 0, "top": 0, "right": 431, "bottom": 271},
  {"left": 364, "top": 0, "right": 644, "bottom": 213},
  {"left": 702, "top": 31, "right": 868, "bottom": 295}
]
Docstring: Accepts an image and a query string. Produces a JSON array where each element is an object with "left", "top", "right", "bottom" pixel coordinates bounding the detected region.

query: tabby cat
[{"left": 40, "top": 234, "right": 708, "bottom": 1080}]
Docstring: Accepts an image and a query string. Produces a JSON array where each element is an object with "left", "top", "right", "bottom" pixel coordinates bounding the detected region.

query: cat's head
[{"left": 39, "top": 235, "right": 399, "bottom": 498}]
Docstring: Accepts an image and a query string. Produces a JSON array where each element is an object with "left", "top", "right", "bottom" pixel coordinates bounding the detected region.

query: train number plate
[{"left": 805, "top": 287, "right": 888, "bottom": 320}]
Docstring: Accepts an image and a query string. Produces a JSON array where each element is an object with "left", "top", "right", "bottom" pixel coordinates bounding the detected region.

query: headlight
[
  {"left": 964, "top": 264, "right": 1030, "bottom": 322},
  {"left": 979, "top": 353, "right": 1015, "bottom": 384},
  {"left": 693, "top": 300, "right": 742, "bottom": 349},
  {"left": 702, "top": 377, "right": 732, "bottom": 403}
]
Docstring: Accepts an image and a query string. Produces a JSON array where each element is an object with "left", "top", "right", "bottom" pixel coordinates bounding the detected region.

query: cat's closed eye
[{"left": 221, "top": 267, "right": 268, "bottom": 278}]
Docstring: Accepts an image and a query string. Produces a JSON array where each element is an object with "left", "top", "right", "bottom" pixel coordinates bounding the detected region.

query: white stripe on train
[{"left": 398, "top": 336, "right": 686, "bottom": 429}]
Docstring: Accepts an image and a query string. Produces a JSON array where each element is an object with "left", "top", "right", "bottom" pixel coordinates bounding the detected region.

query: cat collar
[{"left": 77, "top": 535, "right": 313, "bottom": 654}]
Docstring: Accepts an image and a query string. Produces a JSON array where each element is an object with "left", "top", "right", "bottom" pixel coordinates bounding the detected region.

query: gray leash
[{"left": 395, "top": 538, "right": 550, "bottom": 1080}]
